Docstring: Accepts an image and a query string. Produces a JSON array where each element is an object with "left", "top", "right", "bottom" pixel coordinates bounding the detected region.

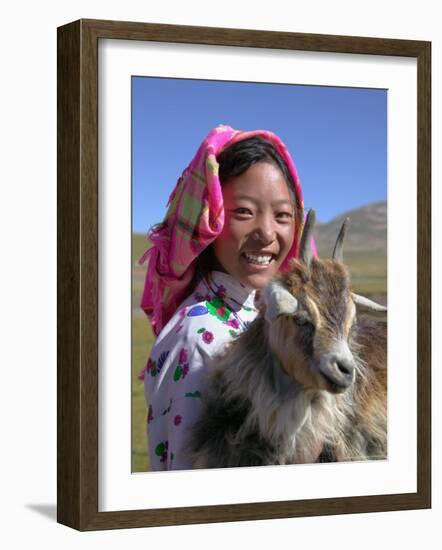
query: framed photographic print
[{"left": 57, "top": 19, "right": 431, "bottom": 530}]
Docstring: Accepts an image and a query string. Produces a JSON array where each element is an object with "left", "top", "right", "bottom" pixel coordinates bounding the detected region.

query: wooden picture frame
[{"left": 57, "top": 18, "right": 431, "bottom": 531}]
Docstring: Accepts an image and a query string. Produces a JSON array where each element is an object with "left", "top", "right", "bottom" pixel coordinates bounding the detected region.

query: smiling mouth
[{"left": 242, "top": 252, "right": 275, "bottom": 266}]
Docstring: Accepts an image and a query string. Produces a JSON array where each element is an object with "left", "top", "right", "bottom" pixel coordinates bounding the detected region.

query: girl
[{"left": 140, "top": 125, "right": 305, "bottom": 470}]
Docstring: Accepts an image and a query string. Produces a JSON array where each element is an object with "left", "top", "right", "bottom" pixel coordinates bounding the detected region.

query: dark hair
[{"left": 217, "top": 136, "right": 295, "bottom": 201}]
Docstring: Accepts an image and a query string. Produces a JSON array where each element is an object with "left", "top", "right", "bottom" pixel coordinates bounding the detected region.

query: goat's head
[{"left": 262, "top": 209, "right": 387, "bottom": 395}]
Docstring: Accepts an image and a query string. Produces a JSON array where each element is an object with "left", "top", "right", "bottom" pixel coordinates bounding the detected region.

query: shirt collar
[{"left": 208, "top": 270, "right": 257, "bottom": 310}]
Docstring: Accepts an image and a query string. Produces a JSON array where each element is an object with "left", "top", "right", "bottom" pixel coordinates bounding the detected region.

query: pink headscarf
[{"left": 139, "top": 125, "right": 305, "bottom": 337}]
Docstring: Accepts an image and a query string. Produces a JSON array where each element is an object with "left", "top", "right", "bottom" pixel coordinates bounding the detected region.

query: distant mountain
[{"left": 314, "top": 201, "right": 387, "bottom": 259}]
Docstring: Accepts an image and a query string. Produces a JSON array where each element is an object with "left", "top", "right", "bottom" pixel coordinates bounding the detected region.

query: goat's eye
[{"left": 294, "top": 312, "right": 313, "bottom": 327}]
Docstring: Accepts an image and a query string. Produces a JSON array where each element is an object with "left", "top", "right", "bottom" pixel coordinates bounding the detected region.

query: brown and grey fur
[{"left": 186, "top": 211, "right": 387, "bottom": 468}]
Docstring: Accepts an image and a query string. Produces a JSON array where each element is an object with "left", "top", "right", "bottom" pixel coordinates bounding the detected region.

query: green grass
[
  {"left": 344, "top": 253, "right": 387, "bottom": 297},
  {"left": 132, "top": 233, "right": 153, "bottom": 472},
  {"left": 132, "top": 233, "right": 149, "bottom": 308},
  {"left": 131, "top": 314, "right": 154, "bottom": 472}
]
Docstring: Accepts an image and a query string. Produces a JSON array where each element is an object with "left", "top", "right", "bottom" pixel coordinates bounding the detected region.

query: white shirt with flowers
[{"left": 142, "top": 270, "right": 258, "bottom": 471}]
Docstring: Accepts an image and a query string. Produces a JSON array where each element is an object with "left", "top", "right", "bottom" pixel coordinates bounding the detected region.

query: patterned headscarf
[{"left": 139, "top": 125, "right": 305, "bottom": 337}]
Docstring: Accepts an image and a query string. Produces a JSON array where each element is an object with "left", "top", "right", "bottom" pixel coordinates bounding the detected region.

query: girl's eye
[
  {"left": 234, "top": 208, "right": 253, "bottom": 216},
  {"left": 276, "top": 211, "right": 294, "bottom": 220}
]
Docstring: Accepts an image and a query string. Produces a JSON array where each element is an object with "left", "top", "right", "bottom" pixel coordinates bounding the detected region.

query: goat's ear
[
  {"left": 262, "top": 281, "right": 298, "bottom": 322},
  {"left": 352, "top": 293, "right": 387, "bottom": 321}
]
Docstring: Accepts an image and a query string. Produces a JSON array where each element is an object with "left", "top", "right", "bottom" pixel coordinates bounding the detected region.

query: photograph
[
  {"left": 132, "top": 77, "right": 388, "bottom": 473},
  {"left": 56, "top": 18, "right": 431, "bottom": 530}
]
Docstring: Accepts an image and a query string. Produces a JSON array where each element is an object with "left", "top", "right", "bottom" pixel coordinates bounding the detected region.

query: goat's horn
[
  {"left": 332, "top": 217, "right": 350, "bottom": 262},
  {"left": 352, "top": 293, "right": 387, "bottom": 321},
  {"left": 299, "top": 208, "right": 316, "bottom": 267},
  {"left": 263, "top": 281, "right": 298, "bottom": 322}
]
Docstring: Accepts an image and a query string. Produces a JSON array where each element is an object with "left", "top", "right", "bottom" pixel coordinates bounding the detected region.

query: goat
[{"left": 187, "top": 209, "right": 387, "bottom": 468}]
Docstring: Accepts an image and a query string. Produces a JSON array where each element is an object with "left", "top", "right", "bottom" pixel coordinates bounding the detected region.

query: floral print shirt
[{"left": 142, "top": 271, "right": 258, "bottom": 471}]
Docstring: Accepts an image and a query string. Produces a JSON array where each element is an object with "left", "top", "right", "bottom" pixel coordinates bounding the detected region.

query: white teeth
[{"left": 244, "top": 253, "right": 273, "bottom": 265}]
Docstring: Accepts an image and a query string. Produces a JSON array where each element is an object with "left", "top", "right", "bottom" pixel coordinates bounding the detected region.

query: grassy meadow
[
  {"left": 336, "top": 251, "right": 387, "bottom": 301},
  {"left": 131, "top": 229, "right": 387, "bottom": 472},
  {"left": 132, "top": 233, "right": 153, "bottom": 472}
]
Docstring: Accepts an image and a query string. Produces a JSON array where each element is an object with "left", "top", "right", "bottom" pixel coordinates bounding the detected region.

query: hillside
[
  {"left": 314, "top": 201, "right": 387, "bottom": 298},
  {"left": 314, "top": 201, "right": 387, "bottom": 259}
]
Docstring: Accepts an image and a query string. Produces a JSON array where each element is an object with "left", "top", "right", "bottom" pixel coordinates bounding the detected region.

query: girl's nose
[{"left": 252, "top": 219, "right": 276, "bottom": 244}]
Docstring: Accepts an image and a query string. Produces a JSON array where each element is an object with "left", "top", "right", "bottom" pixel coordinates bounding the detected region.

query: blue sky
[{"left": 132, "top": 77, "right": 387, "bottom": 233}]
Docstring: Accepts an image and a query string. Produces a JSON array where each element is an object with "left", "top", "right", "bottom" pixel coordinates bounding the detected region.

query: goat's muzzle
[{"left": 317, "top": 353, "right": 356, "bottom": 394}]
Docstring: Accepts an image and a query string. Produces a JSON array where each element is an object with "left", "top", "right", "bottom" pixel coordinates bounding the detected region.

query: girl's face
[{"left": 212, "top": 161, "right": 295, "bottom": 290}]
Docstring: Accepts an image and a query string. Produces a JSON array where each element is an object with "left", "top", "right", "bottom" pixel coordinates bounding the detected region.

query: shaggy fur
[{"left": 186, "top": 257, "right": 387, "bottom": 469}]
